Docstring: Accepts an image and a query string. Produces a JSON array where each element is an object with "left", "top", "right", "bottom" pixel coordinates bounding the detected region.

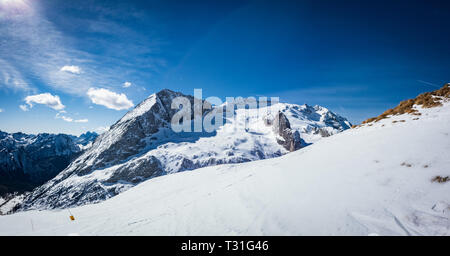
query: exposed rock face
[
  {"left": 0, "top": 131, "right": 97, "bottom": 196},
  {"left": 312, "top": 127, "right": 331, "bottom": 137},
  {"left": 105, "top": 156, "right": 163, "bottom": 184},
  {"left": 272, "top": 111, "right": 302, "bottom": 151}
]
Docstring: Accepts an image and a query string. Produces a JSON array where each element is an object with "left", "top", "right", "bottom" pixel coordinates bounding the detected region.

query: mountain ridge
[
  {"left": 0, "top": 131, "right": 98, "bottom": 197},
  {"left": 7, "top": 89, "right": 351, "bottom": 212}
]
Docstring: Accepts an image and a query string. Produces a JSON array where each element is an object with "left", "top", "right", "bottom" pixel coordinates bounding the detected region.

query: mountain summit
[{"left": 11, "top": 89, "right": 350, "bottom": 211}]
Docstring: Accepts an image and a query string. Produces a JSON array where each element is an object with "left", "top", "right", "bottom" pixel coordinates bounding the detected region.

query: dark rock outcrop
[
  {"left": 272, "top": 111, "right": 302, "bottom": 151},
  {"left": 106, "top": 156, "right": 163, "bottom": 184}
]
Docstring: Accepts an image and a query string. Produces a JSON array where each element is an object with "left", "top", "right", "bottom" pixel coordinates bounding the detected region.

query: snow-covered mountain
[
  {"left": 0, "top": 85, "right": 448, "bottom": 235},
  {"left": 72, "top": 132, "right": 98, "bottom": 150},
  {"left": 0, "top": 131, "right": 98, "bottom": 197},
  {"left": 11, "top": 89, "right": 350, "bottom": 211}
]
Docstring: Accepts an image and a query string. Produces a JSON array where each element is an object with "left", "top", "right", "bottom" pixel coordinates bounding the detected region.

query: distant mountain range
[
  {"left": 9, "top": 89, "right": 351, "bottom": 211},
  {"left": 0, "top": 131, "right": 98, "bottom": 196}
]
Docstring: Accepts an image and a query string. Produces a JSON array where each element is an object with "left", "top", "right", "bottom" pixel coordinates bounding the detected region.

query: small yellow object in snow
[{"left": 69, "top": 215, "right": 75, "bottom": 221}]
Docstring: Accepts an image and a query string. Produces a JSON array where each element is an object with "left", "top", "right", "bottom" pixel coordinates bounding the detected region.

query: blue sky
[{"left": 0, "top": 0, "right": 449, "bottom": 135}]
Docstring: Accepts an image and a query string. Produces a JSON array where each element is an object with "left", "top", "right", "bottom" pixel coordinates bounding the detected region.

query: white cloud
[
  {"left": 24, "top": 93, "right": 65, "bottom": 111},
  {"left": 19, "top": 104, "right": 29, "bottom": 111},
  {"left": 60, "top": 65, "right": 81, "bottom": 74},
  {"left": 74, "top": 119, "right": 88, "bottom": 123},
  {"left": 87, "top": 88, "right": 134, "bottom": 111},
  {"left": 95, "top": 126, "right": 110, "bottom": 133},
  {"left": 0, "top": 59, "right": 34, "bottom": 92},
  {"left": 55, "top": 111, "right": 88, "bottom": 123},
  {"left": 123, "top": 81, "right": 132, "bottom": 88},
  {"left": 57, "top": 113, "right": 73, "bottom": 122},
  {"left": 0, "top": 108, "right": 3, "bottom": 113}
]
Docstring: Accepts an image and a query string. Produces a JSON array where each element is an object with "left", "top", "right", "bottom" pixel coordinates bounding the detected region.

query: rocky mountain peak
[{"left": 271, "top": 111, "right": 302, "bottom": 151}]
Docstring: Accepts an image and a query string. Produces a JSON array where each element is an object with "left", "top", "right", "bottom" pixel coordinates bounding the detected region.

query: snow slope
[{"left": 0, "top": 101, "right": 448, "bottom": 235}]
